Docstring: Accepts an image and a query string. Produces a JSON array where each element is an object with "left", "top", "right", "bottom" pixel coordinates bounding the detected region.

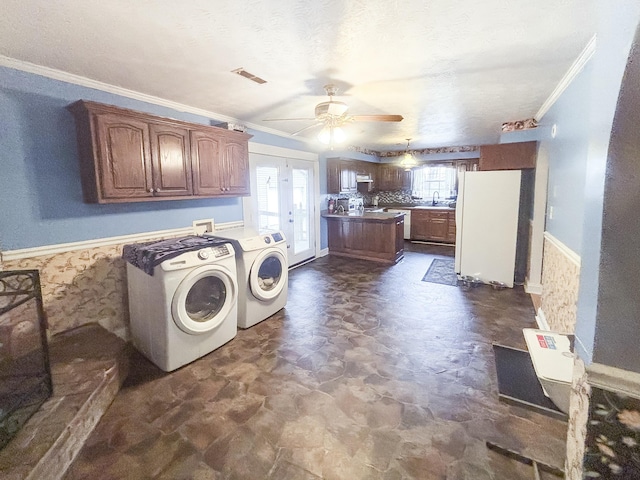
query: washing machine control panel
[
  {"left": 271, "top": 232, "right": 283, "bottom": 243},
  {"left": 210, "top": 244, "right": 231, "bottom": 258}
]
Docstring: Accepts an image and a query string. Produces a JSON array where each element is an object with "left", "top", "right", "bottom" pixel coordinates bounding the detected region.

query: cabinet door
[
  {"left": 190, "top": 129, "right": 224, "bottom": 195},
  {"left": 410, "top": 210, "right": 430, "bottom": 240},
  {"left": 428, "top": 211, "right": 449, "bottom": 242},
  {"left": 340, "top": 163, "right": 357, "bottom": 193},
  {"left": 95, "top": 113, "right": 153, "bottom": 200},
  {"left": 224, "top": 138, "right": 250, "bottom": 195},
  {"left": 149, "top": 124, "right": 192, "bottom": 197},
  {"left": 377, "top": 165, "right": 393, "bottom": 190},
  {"left": 327, "top": 159, "right": 341, "bottom": 193}
]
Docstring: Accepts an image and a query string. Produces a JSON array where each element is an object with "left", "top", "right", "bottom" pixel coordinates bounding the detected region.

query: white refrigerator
[{"left": 454, "top": 170, "right": 521, "bottom": 288}]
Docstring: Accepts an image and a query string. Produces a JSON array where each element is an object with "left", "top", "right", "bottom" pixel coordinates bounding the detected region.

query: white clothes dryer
[
  {"left": 208, "top": 227, "right": 288, "bottom": 329},
  {"left": 126, "top": 240, "right": 238, "bottom": 371}
]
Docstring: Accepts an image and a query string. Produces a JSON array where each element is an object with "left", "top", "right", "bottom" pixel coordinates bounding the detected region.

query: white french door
[{"left": 248, "top": 153, "right": 316, "bottom": 266}]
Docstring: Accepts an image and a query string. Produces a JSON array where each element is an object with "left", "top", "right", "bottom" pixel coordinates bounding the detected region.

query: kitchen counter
[
  {"left": 322, "top": 210, "right": 404, "bottom": 220},
  {"left": 322, "top": 210, "right": 405, "bottom": 264}
]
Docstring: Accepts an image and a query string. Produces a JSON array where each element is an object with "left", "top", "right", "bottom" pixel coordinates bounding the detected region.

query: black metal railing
[{"left": 0, "top": 270, "right": 52, "bottom": 450}]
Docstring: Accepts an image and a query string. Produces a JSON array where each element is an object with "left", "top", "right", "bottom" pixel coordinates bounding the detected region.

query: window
[
  {"left": 256, "top": 166, "right": 280, "bottom": 231},
  {"left": 412, "top": 164, "right": 457, "bottom": 200}
]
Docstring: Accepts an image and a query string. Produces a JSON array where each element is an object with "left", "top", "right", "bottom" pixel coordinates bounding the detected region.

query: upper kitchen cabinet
[
  {"left": 191, "top": 129, "right": 250, "bottom": 196},
  {"left": 327, "top": 158, "right": 357, "bottom": 194},
  {"left": 149, "top": 123, "right": 193, "bottom": 197},
  {"left": 68, "top": 100, "right": 251, "bottom": 203},
  {"left": 479, "top": 141, "right": 537, "bottom": 171},
  {"left": 377, "top": 164, "right": 411, "bottom": 191}
]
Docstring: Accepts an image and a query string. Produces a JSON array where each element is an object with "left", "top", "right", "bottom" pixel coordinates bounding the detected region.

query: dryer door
[
  {"left": 248, "top": 248, "right": 288, "bottom": 301},
  {"left": 171, "top": 264, "right": 237, "bottom": 334}
]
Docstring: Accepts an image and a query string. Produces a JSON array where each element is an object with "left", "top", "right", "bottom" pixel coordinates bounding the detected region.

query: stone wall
[{"left": 540, "top": 233, "right": 580, "bottom": 333}]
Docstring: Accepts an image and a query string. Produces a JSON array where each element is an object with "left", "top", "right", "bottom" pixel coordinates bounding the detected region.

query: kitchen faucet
[{"left": 432, "top": 191, "right": 440, "bottom": 206}]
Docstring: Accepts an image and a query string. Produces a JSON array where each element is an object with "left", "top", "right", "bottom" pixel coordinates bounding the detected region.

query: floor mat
[
  {"left": 492, "top": 344, "right": 567, "bottom": 420},
  {"left": 421, "top": 258, "right": 458, "bottom": 286}
]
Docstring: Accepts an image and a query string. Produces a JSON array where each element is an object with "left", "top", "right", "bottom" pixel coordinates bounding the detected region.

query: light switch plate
[{"left": 192, "top": 219, "right": 214, "bottom": 235}]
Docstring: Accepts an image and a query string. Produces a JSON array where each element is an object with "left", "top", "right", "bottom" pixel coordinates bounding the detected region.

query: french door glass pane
[
  {"left": 256, "top": 166, "right": 280, "bottom": 232},
  {"left": 292, "top": 168, "right": 309, "bottom": 255}
]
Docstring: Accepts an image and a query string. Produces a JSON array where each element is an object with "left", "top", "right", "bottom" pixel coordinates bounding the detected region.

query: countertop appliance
[
  {"left": 125, "top": 237, "right": 238, "bottom": 371},
  {"left": 207, "top": 227, "right": 288, "bottom": 329},
  {"left": 336, "top": 197, "right": 363, "bottom": 213},
  {"left": 454, "top": 170, "right": 521, "bottom": 287},
  {"left": 386, "top": 208, "right": 411, "bottom": 239}
]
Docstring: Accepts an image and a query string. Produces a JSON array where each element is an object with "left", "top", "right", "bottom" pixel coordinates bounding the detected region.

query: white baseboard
[
  {"left": 535, "top": 308, "right": 550, "bottom": 331},
  {"left": 319, "top": 248, "right": 329, "bottom": 257},
  {"left": 524, "top": 278, "right": 543, "bottom": 295}
]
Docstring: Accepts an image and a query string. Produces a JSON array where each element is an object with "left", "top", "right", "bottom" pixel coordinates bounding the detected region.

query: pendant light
[{"left": 399, "top": 138, "right": 418, "bottom": 170}]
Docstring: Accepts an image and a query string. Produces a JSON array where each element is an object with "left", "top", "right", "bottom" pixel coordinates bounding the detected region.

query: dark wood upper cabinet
[
  {"left": 93, "top": 113, "right": 153, "bottom": 200},
  {"left": 68, "top": 100, "right": 252, "bottom": 203},
  {"left": 479, "top": 141, "right": 537, "bottom": 171},
  {"left": 149, "top": 123, "right": 193, "bottom": 197},
  {"left": 190, "top": 129, "right": 224, "bottom": 196},
  {"left": 223, "top": 138, "right": 250, "bottom": 195},
  {"left": 327, "top": 158, "right": 357, "bottom": 194}
]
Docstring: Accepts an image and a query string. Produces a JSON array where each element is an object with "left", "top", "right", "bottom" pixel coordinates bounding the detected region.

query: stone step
[{"left": 0, "top": 324, "right": 129, "bottom": 480}]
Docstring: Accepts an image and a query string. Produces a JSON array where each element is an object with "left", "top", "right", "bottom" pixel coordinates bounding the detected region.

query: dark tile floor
[{"left": 65, "top": 243, "right": 567, "bottom": 479}]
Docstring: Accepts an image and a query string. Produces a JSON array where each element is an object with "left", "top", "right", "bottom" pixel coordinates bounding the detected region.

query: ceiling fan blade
[
  {"left": 291, "top": 123, "right": 322, "bottom": 136},
  {"left": 350, "top": 115, "right": 404, "bottom": 122},
  {"left": 263, "top": 117, "right": 317, "bottom": 121}
]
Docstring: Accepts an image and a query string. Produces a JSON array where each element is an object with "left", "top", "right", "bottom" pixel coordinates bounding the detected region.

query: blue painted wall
[
  {"left": 0, "top": 66, "right": 311, "bottom": 251},
  {"left": 531, "top": 4, "right": 640, "bottom": 365},
  {"left": 538, "top": 61, "right": 593, "bottom": 255}
]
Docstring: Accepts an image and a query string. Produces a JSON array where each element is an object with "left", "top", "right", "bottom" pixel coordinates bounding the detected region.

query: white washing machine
[
  {"left": 125, "top": 239, "right": 238, "bottom": 372},
  {"left": 208, "top": 227, "right": 288, "bottom": 328}
]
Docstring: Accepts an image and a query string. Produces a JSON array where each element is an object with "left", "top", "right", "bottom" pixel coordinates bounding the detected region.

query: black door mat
[{"left": 492, "top": 344, "right": 567, "bottom": 420}]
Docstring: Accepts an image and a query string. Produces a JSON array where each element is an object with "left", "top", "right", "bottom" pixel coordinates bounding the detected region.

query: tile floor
[{"left": 65, "top": 244, "right": 567, "bottom": 479}]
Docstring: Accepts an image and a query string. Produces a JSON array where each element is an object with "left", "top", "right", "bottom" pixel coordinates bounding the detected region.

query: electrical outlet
[{"left": 192, "top": 219, "right": 214, "bottom": 235}]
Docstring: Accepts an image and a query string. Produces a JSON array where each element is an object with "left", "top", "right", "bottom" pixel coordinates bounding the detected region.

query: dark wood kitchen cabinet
[
  {"left": 377, "top": 164, "right": 411, "bottom": 191},
  {"left": 327, "top": 158, "right": 357, "bottom": 194},
  {"left": 68, "top": 100, "right": 251, "bottom": 203},
  {"left": 411, "top": 209, "right": 454, "bottom": 243},
  {"left": 149, "top": 123, "right": 193, "bottom": 197},
  {"left": 190, "top": 129, "right": 250, "bottom": 196},
  {"left": 479, "top": 141, "right": 537, "bottom": 171},
  {"left": 325, "top": 213, "right": 404, "bottom": 264}
]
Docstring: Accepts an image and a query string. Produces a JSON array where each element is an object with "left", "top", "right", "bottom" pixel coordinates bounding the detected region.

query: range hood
[{"left": 356, "top": 174, "right": 373, "bottom": 183}]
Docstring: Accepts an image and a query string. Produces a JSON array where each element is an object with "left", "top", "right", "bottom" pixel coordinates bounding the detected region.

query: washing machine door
[
  {"left": 248, "top": 248, "right": 287, "bottom": 301},
  {"left": 171, "top": 264, "right": 237, "bottom": 334}
]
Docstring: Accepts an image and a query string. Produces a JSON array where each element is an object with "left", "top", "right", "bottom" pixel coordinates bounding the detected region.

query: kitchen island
[{"left": 322, "top": 210, "right": 405, "bottom": 264}]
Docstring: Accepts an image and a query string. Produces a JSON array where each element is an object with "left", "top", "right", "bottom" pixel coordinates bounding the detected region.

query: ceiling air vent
[{"left": 231, "top": 68, "right": 267, "bottom": 84}]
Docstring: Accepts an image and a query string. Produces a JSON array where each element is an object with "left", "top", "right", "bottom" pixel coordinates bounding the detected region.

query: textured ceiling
[{"left": 0, "top": 0, "right": 598, "bottom": 152}]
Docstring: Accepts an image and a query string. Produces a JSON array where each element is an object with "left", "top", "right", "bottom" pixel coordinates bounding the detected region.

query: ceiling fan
[{"left": 264, "top": 84, "right": 403, "bottom": 137}]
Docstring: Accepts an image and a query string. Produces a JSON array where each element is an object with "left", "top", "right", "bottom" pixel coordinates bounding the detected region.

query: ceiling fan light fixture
[{"left": 318, "top": 125, "right": 346, "bottom": 146}]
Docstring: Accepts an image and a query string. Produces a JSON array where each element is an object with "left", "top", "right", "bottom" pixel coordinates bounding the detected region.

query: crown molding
[
  {"left": 0, "top": 55, "right": 311, "bottom": 144},
  {"left": 535, "top": 35, "right": 597, "bottom": 121}
]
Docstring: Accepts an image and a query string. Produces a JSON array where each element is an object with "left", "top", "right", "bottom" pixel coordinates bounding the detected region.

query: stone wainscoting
[
  {"left": 0, "top": 223, "right": 241, "bottom": 340},
  {"left": 540, "top": 232, "right": 580, "bottom": 333}
]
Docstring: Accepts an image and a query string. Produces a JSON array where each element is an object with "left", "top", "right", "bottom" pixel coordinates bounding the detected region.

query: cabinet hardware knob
[{"left": 148, "top": 188, "right": 154, "bottom": 193}]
